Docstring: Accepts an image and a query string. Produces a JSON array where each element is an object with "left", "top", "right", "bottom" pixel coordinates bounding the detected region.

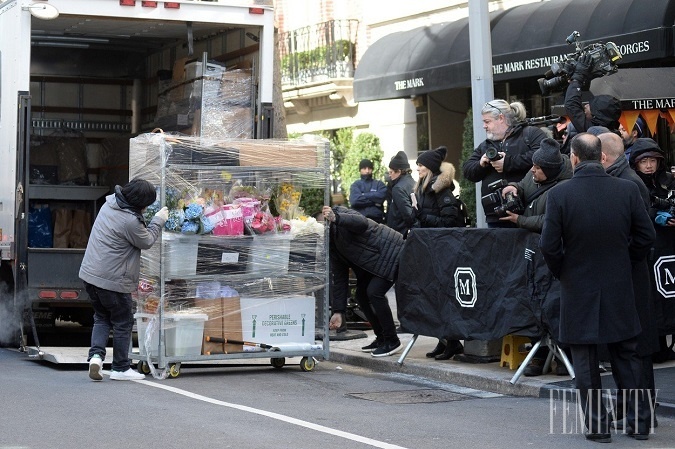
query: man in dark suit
[{"left": 540, "top": 133, "right": 656, "bottom": 442}]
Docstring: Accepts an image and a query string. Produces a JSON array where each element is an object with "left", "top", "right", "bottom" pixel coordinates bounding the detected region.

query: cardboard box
[
  {"left": 238, "top": 141, "right": 318, "bottom": 168},
  {"left": 194, "top": 296, "right": 243, "bottom": 354},
  {"left": 239, "top": 296, "right": 315, "bottom": 346}
]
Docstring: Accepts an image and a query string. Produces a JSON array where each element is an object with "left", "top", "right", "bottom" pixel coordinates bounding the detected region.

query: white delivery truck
[{"left": 0, "top": 0, "right": 275, "bottom": 352}]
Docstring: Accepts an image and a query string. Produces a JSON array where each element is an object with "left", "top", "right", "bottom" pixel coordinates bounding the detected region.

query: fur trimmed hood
[{"left": 431, "top": 162, "right": 456, "bottom": 193}]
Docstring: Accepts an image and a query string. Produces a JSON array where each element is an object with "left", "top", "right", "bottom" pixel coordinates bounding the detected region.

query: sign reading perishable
[{"left": 240, "top": 296, "right": 315, "bottom": 345}]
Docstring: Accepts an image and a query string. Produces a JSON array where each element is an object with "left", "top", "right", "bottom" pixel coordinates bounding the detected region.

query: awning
[{"left": 354, "top": 0, "right": 675, "bottom": 102}]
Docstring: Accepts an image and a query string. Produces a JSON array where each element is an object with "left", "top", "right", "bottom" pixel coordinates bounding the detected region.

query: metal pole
[{"left": 468, "top": 0, "right": 494, "bottom": 229}]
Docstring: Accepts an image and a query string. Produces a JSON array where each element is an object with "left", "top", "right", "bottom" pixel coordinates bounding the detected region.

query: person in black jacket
[
  {"left": 385, "top": 151, "right": 415, "bottom": 235},
  {"left": 629, "top": 138, "right": 675, "bottom": 365},
  {"left": 412, "top": 146, "right": 465, "bottom": 360},
  {"left": 541, "top": 133, "right": 655, "bottom": 442},
  {"left": 600, "top": 132, "right": 660, "bottom": 429},
  {"left": 323, "top": 205, "right": 403, "bottom": 357},
  {"left": 462, "top": 99, "right": 545, "bottom": 227},
  {"left": 349, "top": 159, "right": 387, "bottom": 223}
]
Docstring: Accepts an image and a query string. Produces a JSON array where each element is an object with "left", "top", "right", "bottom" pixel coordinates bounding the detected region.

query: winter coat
[
  {"left": 386, "top": 172, "right": 415, "bottom": 234},
  {"left": 507, "top": 155, "right": 573, "bottom": 233},
  {"left": 349, "top": 176, "right": 387, "bottom": 222},
  {"left": 412, "top": 162, "right": 464, "bottom": 229},
  {"left": 540, "top": 161, "right": 655, "bottom": 345},
  {"left": 79, "top": 194, "right": 165, "bottom": 293},
  {"left": 605, "top": 155, "right": 659, "bottom": 355},
  {"left": 462, "top": 124, "right": 545, "bottom": 223},
  {"left": 329, "top": 206, "right": 403, "bottom": 282}
]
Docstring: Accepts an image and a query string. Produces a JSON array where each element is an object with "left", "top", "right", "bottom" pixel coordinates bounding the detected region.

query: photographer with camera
[
  {"left": 562, "top": 54, "right": 622, "bottom": 154},
  {"left": 462, "top": 99, "right": 546, "bottom": 228},
  {"left": 498, "top": 138, "right": 573, "bottom": 377},
  {"left": 629, "top": 138, "right": 675, "bottom": 364},
  {"left": 498, "top": 138, "right": 572, "bottom": 231}
]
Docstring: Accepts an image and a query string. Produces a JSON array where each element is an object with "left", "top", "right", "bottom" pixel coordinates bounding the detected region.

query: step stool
[{"left": 500, "top": 335, "right": 530, "bottom": 370}]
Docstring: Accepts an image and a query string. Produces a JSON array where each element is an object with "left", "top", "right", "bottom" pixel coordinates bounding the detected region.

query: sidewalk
[{"left": 327, "top": 330, "right": 675, "bottom": 418}]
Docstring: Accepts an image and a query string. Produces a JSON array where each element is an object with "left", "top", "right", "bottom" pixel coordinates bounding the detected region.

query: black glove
[{"left": 571, "top": 54, "right": 592, "bottom": 84}]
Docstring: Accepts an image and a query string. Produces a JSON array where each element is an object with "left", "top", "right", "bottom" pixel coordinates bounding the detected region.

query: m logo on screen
[
  {"left": 454, "top": 267, "right": 477, "bottom": 307},
  {"left": 654, "top": 255, "right": 675, "bottom": 299}
]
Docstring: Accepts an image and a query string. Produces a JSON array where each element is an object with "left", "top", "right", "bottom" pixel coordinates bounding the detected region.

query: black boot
[
  {"left": 426, "top": 339, "right": 446, "bottom": 358},
  {"left": 435, "top": 340, "right": 463, "bottom": 360}
]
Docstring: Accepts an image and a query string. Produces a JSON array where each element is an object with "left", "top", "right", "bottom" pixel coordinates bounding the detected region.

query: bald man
[
  {"left": 600, "top": 131, "right": 659, "bottom": 431},
  {"left": 600, "top": 132, "right": 650, "bottom": 208}
]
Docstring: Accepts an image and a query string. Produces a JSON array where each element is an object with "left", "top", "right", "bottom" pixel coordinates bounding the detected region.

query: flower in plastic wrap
[
  {"left": 200, "top": 215, "right": 215, "bottom": 234},
  {"left": 181, "top": 220, "right": 200, "bottom": 234},
  {"left": 184, "top": 202, "right": 203, "bottom": 221},
  {"left": 250, "top": 212, "right": 276, "bottom": 234},
  {"left": 275, "top": 183, "right": 303, "bottom": 220},
  {"left": 290, "top": 216, "right": 324, "bottom": 237},
  {"left": 165, "top": 209, "right": 185, "bottom": 232}
]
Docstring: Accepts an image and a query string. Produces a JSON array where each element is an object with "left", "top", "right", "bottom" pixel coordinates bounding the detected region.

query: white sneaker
[
  {"left": 88, "top": 355, "right": 103, "bottom": 381},
  {"left": 110, "top": 368, "right": 145, "bottom": 381}
]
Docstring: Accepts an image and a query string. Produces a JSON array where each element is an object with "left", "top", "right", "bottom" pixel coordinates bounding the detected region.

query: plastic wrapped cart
[{"left": 128, "top": 132, "right": 330, "bottom": 378}]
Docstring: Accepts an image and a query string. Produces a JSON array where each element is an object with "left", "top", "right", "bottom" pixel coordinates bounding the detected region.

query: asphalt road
[{"left": 1, "top": 348, "right": 674, "bottom": 449}]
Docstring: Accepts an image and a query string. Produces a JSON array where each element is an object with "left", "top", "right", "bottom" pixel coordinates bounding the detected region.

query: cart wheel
[
  {"left": 168, "top": 363, "right": 180, "bottom": 378},
  {"left": 270, "top": 357, "right": 285, "bottom": 369},
  {"left": 137, "top": 361, "right": 151, "bottom": 374},
  {"left": 299, "top": 357, "right": 315, "bottom": 372}
]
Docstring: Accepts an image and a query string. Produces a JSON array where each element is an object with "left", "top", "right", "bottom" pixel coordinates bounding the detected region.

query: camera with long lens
[
  {"left": 481, "top": 179, "right": 525, "bottom": 217},
  {"left": 537, "top": 31, "right": 622, "bottom": 96},
  {"left": 485, "top": 147, "right": 503, "bottom": 162}
]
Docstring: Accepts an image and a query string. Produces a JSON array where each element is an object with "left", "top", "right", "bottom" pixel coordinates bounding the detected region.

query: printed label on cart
[{"left": 239, "top": 296, "right": 315, "bottom": 345}]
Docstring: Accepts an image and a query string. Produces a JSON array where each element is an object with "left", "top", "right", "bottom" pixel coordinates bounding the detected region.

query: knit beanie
[
  {"left": 121, "top": 178, "right": 157, "bottom": 209},
  {"left": 416, "top": 146, "right": 447, "bottom": 174},
  {"left": 532, "top": 138, "right": 563, "bottom": 180},
  {"left": 389, "top": 151, "right": 410, "bottom": 170},
  {"left": 359, "top": 159, "right": 374, "bottom": 170},
  {"left": 587, "top": 126, "right": 610, "bottom": 136}
]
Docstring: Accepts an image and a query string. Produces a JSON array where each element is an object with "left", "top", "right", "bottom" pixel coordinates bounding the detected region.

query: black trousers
[
  {"left": 352, "top": 267, "right": 397, "bottom": 344},
  {"left": 570, "top": 337, "right": 651, "bottom": 435}
]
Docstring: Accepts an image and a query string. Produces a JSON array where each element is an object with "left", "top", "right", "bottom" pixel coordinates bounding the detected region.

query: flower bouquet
[{"left": 274, "top": 182, "right": 303, "bottom": 221}]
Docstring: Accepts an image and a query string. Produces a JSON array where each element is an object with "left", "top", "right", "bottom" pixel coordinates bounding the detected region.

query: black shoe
[
  {"left": 585, "top": 433, "right": 611, "bottom": 443},
  {"left": 627, "top": 429, "right": 649, "bottom": 441},
  {"left": 361, "top": 339, "right": 382, "bottom": 353},
  {"left": 371, "top": 340, "right": 402, "bottom": 357},
  {"left": 523, "top": 358, "right": 547, "bottom": 377},
  {"left": 434, "top": 340, "right": 463, "bottom": 360},
  {"left": 426, "top": 340, "right": 446, "bottom": 358}
]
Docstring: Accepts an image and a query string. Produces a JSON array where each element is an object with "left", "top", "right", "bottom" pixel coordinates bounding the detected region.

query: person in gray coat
[
  {"left": 540, "top": 133, "right": 655, "bottom": 442},
  {"left": 385, "top": 150, "right": 415, "bottom": 235},
  {"left": 80, "top": 178, "right": 168, "bottom": 381}
]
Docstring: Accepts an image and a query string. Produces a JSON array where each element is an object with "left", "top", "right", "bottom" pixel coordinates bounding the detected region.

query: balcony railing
[{"left": 280, "top": 19, "right": 359, "bottom": 88}]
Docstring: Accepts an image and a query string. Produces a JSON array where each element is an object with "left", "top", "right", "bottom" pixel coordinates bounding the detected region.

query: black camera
[
  {"left": 481, "top": 179, "right": 525, "bottom": 217},
  {"left": 652, "top": 196, "right": 675, "bottom": 215},
  {"left": 537, "top": 31, "right": 622, "bottom": 96},
  {"left": 485, "top": 147, "right": 503, "bottom": 161}
]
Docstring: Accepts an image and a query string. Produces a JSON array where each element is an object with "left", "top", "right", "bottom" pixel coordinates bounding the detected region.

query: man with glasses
[{"left": 462, "top": 99, "right": 546, "bottom": 227}]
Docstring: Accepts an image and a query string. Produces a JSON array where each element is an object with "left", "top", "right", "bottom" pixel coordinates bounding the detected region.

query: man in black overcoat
[{"left": 540, "top": 133, "right": 656, "bottom": 442}]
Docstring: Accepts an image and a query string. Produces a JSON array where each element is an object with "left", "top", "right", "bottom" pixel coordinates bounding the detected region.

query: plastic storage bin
[{"left": 136, "top": 312, "right": 208, "bottom": 357}]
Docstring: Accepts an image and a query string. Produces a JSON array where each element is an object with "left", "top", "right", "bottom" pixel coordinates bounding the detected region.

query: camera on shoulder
[
  {"left": 537, "top": 31, "right": 622, "bottom": 96},
  {"left": 481, "top": 179, "right": 525, "bottom": 217}
]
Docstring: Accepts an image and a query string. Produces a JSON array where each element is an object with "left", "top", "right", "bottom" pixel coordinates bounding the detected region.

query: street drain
[{"left": 347, "top": 389, "right": 471, "bottom": 404}]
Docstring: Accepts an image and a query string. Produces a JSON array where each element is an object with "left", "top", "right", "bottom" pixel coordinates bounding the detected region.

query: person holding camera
[
  {"left": 629, "top": 138, "right": 675, "bottom": 364},
  {"left": 462, "top": 99, "right": 545, "bottom": 228},
  {"left": 562, "top": 54, "right": 622, "bottom": 154},
  {"left": 498, "top": 138, "right": 572, "bottom": 232},
  {"left": 541, "top": 133, "right": 655, "bottom": 442},
  {"left": 411, "top": 146, "right": 466, "bottom": 360}
]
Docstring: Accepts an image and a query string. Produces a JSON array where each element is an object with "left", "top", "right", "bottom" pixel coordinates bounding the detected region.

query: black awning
[
  {"left": 354, "top": 0, "right": 675, "bottom": 102},
  {"left": 589, "top": 67, "right": 675, "bottom": 110}
]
